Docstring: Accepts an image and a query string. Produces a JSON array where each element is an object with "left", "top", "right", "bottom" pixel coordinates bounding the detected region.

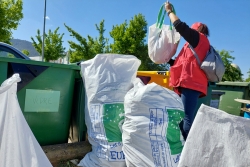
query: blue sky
[{"left": 13, "top": 0, "right": 250, "bottom": 79}]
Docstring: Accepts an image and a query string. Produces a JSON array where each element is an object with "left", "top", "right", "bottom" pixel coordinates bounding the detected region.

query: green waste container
[
  {"left": 210, "top": 90, "right": 225, "bottom": 109},
  {"left": 69, "top": 73, "right": 87, "bottom": 142},
  {"left": 212, "top": 82, "right": 250, "bottom": 116},
  {"left": 0, "top": 57, "right": 86, "bottom": 146},
  {"left": 195, "top": 82, "right": 216, "bottom": 113}
]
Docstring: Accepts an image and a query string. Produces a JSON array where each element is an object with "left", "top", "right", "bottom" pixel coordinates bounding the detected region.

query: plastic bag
[
  {"left": 148, "top": 4, "right": 180, "bottom": 64},
  {"left": 0, "top": 74, "right": 52, "bottom": 167},
  {"left": 122, "top": 78, "right": 184, "bottom": 167},
  {"left": 178, "top": 104, "right": 250, "bottom": 167},
  {"left": 78, "top": 54, "right": 141, "bottom": 167}
]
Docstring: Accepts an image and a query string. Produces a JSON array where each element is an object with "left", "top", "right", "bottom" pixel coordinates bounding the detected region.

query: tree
[
  {"left": 31, "top": 27, "right": 65, "bottom": 62},
  {"left": 65, "top": 20, "right": 110, "bottom": 63},
  {"left": 65, "top": 15, "right": 167, "bottom": 71},
  {"left": 245, "top": 69, "right": 250, "bottom": 82},
  {"left": 219, "top": 50, "right": 243, "bottom": 81},
  {"left": 22, "top": 49, "right": 29, "bottom": 56},
  {"left": 0, "top": 0, "right": 23, "bottom": 44},
  {"left": 109, "top": 14, "right": 166, "bottom": 71}
]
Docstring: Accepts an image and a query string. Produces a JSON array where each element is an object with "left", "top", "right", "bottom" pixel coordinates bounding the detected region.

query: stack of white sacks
[
  {"left": 78, "top": 54, "right": 185, "bottom": 167},
  {"left": 79, "top": 53, "right": 250, "bottom": 167}
]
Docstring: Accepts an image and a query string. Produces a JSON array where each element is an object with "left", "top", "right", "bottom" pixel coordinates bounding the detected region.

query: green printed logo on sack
[
  {"left": 149, "top": 108, "right": 184, "bottom": 167},
  {"left": 103, "top": 103, "right": 125, "bottom": 142},
  {"left": 166, "top": 109, "right": 185, "bottom": 155},
  {"left": 102, "top": 103, "right": 125, "bottom": 161},
  {"left": 89, "top": 103, "right": 125, "bottom": 161}
]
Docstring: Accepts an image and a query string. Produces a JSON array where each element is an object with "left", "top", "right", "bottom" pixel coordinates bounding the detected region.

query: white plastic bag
[
  {"left": 122, "top": 79, "right": 184, "bottom": 167},
  {"left": 78, "top": 54, "right": 141, "bottom": 167},
  {"left": 178, "top": 104, "right": 250, "bottom": 167},
  {"left": 0, "top": 74, "right": 52, "bottom": 167},
  {"left": 148, "top": 4, "right": 180, "bottom": 64}
]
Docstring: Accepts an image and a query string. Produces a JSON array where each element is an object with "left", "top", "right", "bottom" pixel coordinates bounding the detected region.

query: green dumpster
[
  {"left": 0, "top": 57, "right": 86, "bottom": 146},
  {"left": 195, "top": 82, "right": 216, "bottom": 113},
  {"left": 213, "top": 82, "right": 250, "bottom": 116},
  {"left": 210, "top": 90, "right": 225, "bottom": 109},
  {"left": 69, "top": 73, "right": 87, "bottom": 142}
]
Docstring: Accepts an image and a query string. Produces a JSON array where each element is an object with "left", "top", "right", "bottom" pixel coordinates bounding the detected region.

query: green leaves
[
  {"left": 0, "top": 0, "right": 23, "bottom": 43},
  {"left": 219, "top": 50, "right": 243, "bottom": 82},
  {"left": 22, "top": 49, "right": 30, "bottom": 56},
  {"left": 65, "top": 20, "right": 109, "bottom": 63},
  {"left": 31, "top": 27, "right": 65, "bottom": 62},
  {"left": 110, "top": 14, "right": 147, "bottom": 56},
  {"left": 109, "top": 14, "right": 166, "bottom": 71},
  {"left": 245, "top": 69, "right": 250, "bottom": 82},
  {"left": 65, "top": 14, "right": 167, "bottom": 71}
]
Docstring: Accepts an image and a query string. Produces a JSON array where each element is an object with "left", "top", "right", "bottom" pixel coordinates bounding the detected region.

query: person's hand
[{"left": 165, "top": 1, "right": 173, "bottom": 12}]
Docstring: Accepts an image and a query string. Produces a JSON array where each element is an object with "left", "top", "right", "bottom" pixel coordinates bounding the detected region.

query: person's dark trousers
[{"left": 179, "top": 87, "right": 200, "bottom": 140}]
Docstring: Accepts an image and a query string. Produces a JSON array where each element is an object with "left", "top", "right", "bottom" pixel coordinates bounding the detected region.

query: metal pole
[{"left": 42, "top": 0, "right": 47, "bottom": 62}]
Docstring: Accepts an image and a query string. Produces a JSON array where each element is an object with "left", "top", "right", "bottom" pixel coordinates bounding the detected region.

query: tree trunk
[{"left": 42, "top": 141, "right": 92, "bottom": 167}]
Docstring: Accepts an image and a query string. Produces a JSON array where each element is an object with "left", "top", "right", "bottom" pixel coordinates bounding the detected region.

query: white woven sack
[
  {"left": 122, "top": 78, "right": 185, "bottom": 167},
  {"left": 148, "top": 24, "right": 180, "bottom": 64},
  {"left": 78, "top": 54, "right": 141, "bottom": 167},
  {"left": 0, "top": 74, "right": 52, "bottom": 167},
  {"left": 178, "top": 104, "right": 250, "bottom": 167}
]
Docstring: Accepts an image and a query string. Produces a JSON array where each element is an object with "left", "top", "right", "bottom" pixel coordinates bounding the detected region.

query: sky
[{"left": 12, "top": 0, "right": 250, "bottom": 79}]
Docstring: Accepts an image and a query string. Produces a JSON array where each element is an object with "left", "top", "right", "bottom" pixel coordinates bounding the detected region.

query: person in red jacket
[{"left": 165, "top": 2, "right": 210, "bottom": 140}]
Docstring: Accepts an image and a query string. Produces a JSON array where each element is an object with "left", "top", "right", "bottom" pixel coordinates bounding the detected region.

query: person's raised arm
[{"left": 165, "top": 1, "right": 199, "bottom": 48}]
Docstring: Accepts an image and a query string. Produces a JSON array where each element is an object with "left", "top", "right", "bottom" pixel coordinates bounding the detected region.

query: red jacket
[{"left": 169, "top": 33, "right": 210, "bottom": 97}]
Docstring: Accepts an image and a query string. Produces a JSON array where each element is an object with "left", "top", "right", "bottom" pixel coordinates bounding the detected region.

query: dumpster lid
[
  {"left": 212, "top": 90, "right": 225, "bottom": 95},
  {"left": 216, "top": 82, "right": 250, "bottom": 88},
  {"left": 0, "top": 57, "right": 80, "bottom": 70}
]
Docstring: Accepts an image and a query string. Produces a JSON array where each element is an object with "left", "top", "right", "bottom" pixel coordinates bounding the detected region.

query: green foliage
[
  {"left": 245, "top": 69, "right": 250, "bottom": 82},
  {"left": 0, "top": 0, "right": 23, "bottom": 44},
  {"left": 219, "top": 50, "right": 243, "bottom": 81},
  {"left": 7, "top": 53, "right": 15, "bottom": 58},
  {"left": 65, "top": 20, "right": 109, "bottom": 63},
  {"left": 22, "top": 49, "right": 29, "bottom": 56},
  {"left": 109, "top": 14, "right": 166, "bottom": 71},
  {"left": 65, "top": 14, "right": 167, "bottom": 70},
  {"left": 31, "top": 27, "right": 65, "bottom": 62}
]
